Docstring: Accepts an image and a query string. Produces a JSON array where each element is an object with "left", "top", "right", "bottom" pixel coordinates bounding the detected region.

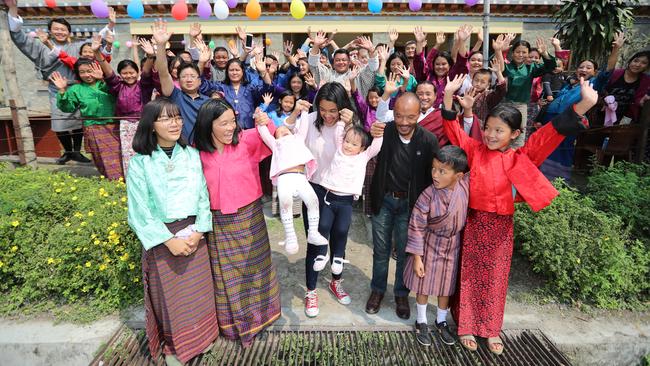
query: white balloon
[{"left": 214, "top": 0, "right": 229, "bottom": 20}]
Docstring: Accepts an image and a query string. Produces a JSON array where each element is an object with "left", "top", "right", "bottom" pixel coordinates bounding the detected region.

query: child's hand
[
  {"left": 187, "top": 232, "right": 204, "bottom": 252},
  {"left": 456, "top": 87, "right": 477, "bottom": 110},
  {"left": 445, "top": 74, "right": 465, "bottom": 94},
  {"left": 164, "top": 237, "right": 193, "bottom": 257},
  {"left": 339, "top": 108, "right": 354, "bottom": 125},
  {"left": 293, "top": 99, "right": 312, "bottom": 115},
  {"left": 413, "top": 256, "right": 425, "bottom": 278},
  {"left": 348, "top": 64, "right": 360, "bottom": 81},
  {"left": 262, "top": 92, "right": 273, "bottom": 106},
  {"left": 189, "top": 22, "right": 202, "bottom": 40},
  {"left": 49, "top": 72, "right": 68, "bottom": 92}
]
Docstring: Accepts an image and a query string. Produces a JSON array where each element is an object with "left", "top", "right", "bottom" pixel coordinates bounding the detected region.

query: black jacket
[{"left": 370, "top": 122, "right": 440, "bottom": 215}]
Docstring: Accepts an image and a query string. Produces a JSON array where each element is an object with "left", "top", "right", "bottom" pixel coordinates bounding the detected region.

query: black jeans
[{"left": 303, "top": 183, "right": 354, "bottom": 291}]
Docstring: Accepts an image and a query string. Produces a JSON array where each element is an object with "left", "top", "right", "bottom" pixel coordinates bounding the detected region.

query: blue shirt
[
  {"left": 170, "top": 87, "right": 210, "bottom": 143},
  {"left": 260, "top": 103, "right": 291, "bottom": 127}
]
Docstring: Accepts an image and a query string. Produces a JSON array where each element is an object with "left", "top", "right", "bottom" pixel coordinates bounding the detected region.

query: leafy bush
[
  {"left": 515, "top": 181, "right": 650, "bottom": 309},
  {"left": 0, "top": 167, "right": 142, "bottom": 319},
  {"left": 586, "top": 162, "right": 650, "bottom": 245}
]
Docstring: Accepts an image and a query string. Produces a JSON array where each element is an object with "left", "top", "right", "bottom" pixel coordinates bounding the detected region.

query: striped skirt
[
  {"left": 83, "top": 123, "right": 124, "bottom": 180},
  {"left": 143, "top": 217, "right": 219, "bottom": 363},
  {"left": 119, "top": 119, "right": 139, "bottom": 177},
  {"left": 208, "top": 200, "right": 281, "bottom": 347},
  {"left": 362, "top": 157, "right": 377, "bottom": 216}
]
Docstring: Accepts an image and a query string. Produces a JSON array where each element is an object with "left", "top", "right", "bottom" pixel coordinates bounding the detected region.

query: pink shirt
[
  {"left": 200, "top": 126, "right": 274, "bottom": 214},
  {"left": 320, "top": 122, "right": 383, "bottom": 196},
  {"left": 297, "top": 111, "right": 340, "bottom": 186},
  {"left": 257, "top": 124, "right": 317, "bottom": 184}
]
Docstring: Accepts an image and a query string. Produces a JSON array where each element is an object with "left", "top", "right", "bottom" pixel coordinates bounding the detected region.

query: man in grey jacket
[{"left": 6, "top": 0, "right": 114, "bottom": 164}]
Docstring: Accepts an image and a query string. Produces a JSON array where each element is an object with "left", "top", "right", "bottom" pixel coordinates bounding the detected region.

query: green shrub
[
  {"left": 515, "top": 181, "right": 650, "bottom": 309},
  {"left": 0, "top": 167, "right": 142, "bottom": 319},
  {"left": 586, "top": 162, "right": 650, "bottom": 245}
]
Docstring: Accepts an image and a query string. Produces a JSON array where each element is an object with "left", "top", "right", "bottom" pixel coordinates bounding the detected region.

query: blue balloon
[
  {"left": 127, "top": 0, "right": 144, "bottom": 19},
  {"left": 368, "top": 0, "right": 382, "bottom": 13}
]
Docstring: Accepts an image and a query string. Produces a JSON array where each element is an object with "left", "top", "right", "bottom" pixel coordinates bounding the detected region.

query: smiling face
[
  {"left": 49, "top": 21, "right": 70, "bottom": 43},
  {"left": 472, "top": 72, "right": 491, "bottom": 93},
  {"left": 393, "top": 95, "right": 420, "bottom": 140},
  {"left": 526, "top": 50, "right": 541, "bottom": 65},
  {"left": 483, "top": 117, "right": 520, "bottom": 151},
  {"left": 80, "top": 44, "right": 94, "bottom": 59},
  {"left": 342, "top": 129, "right": 365, "bottom": 156},
  {"left": 434, "top": 56, "right": 450, "bottom": 77},
  {"left": 512, "top": 45, "right": 529, "bottom": 65},
  {"left": 213, "top": 50, "right": 229, "bottom": 69},
  {"left": 357, "top": 48, "right": 369, "bottom": 65},
  {"left": 405, "top": 43, "right": 416, "bottom": 58},
  {"left": 415, "top": 83, "right": 435, "bottom": 113},
  {"left": 227, "top": 62, "right": 243, "bottom": 84},
  {"left": 576, "top": 60, "right": 597, "bottom": 80},
  {"left": 332, "top": 52, "right": 350, "bottom": 74},
  {"left": 119, "top": 65, "right": 139, "bottom": 85},
  {"left": 289, "top": 75, "right": 304, "bottom": 94},
  {"left": 367, "top": 90, "right": 380, "bottom": 109},
  {"left": 628, "top": 55, "right": 649, "bottom": 75},
  {"left": 431, "top": 158, "right": 463, "bottom": 190},
  {"left": 154, "top": 108, "right": 183, "bottom": 146},
  {"left": 318, "top": 100, "right": 339, "bottom": 126},
  {"left": 211, "top": 108, "right": 237, "bottom": 147},
  {"left": 298, "top": 59, "right": 309, "bottom": 75},
  {"left": 171, "top": 60, "right": 181, "bottom": 79},
  {"left": 469, "top": 52, "right": 483, "bottom": 73},
  {"left": 389, "top": 57, "right": 405, "bottom": 75},
  {"left": 274, "top": 125, "right": 292, "bottom": 139},
  {"left": 77, "top": 63, "right": 96, "bottom": 84},
  {"left": 280, "top": 95, "right": 296, "bottom": 113}
]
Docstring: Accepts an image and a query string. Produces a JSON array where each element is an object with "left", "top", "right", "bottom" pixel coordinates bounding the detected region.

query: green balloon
[
  {"left": 208, "top": 40, "right": 216, "bottom": 49},
  {"left": 113, "top": 40, "right": 121, "bottom": 48}
]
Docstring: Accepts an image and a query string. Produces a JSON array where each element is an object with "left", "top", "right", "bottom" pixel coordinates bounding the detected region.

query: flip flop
[
  {"left": 487, "top": 337, "right": 504, "bottom": 355},
  {"left": 459, "top": 334, "right": 477, "bottom": 351}
]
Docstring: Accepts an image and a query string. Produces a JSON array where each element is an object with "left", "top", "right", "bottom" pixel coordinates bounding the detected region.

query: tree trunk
[{"left": 0, "top": 6, "right": 37, "bottom": 167}]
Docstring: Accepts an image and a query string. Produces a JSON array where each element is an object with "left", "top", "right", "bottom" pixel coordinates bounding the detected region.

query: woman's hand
[
  {"left": 339, "top": 108, "right": 354, "bottom": 125},
  {"left": 138, "top": 37, "right": 155, "bottom": 56},
  {"left": 50, "top": 72, "right": 68, "bottom": 92},
  {"left": 164, "top": 237, "right": 193, "bottom": 256},
  {"left": 151, "top": 19, "right": 173, "bottom": 46}
]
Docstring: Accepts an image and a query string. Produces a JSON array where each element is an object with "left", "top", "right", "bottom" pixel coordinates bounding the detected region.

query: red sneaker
[
  {"left": 328, "top": 279, "right": 351, "bottom": 305},
  {"left": 304, "top": 290, "right": 319, "bottom": 318}
]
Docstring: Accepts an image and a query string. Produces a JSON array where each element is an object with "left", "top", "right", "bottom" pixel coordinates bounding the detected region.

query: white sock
[
  {"left": 437, "top": 307, "right": 448, "bottom": 324},
  {"left": 416, "top": 303, "right": 428, "bottom": 324}
]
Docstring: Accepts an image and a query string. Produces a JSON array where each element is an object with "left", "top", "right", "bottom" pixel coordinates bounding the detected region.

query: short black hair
[
  {"left": 48, "top": 18, "right": 71, "bottom": 33},
  {"left": 416, "top": 80, "right": 436, "bottom": 93},
  {"left": 73, "top": 58, "right": 95, "bottom": 80},
  {"left": 265, "top": 54, "right": 278, "bottom": 63},
  {"left": 578, "top": 59, "right": 599, "bottom": 70},
  {"left": 193, "top": 99, "right": 242, "bottom": 152},
  {"left": 177, "top": 62, "right": 200, "bottom": 78},
  {"left": 435, "top": 145, "right": 468, "bottom": 173},
  {"left": 511, "top": 40, "right": 531, "bottom": 52},
  {"left": 384, "top": 51, "right": 409, "bottom": 77},
  {"left": 529, "top": 47, "right": 541, "bottom": 56},
  {"left": 405, "top": 40, "right": 416, "bottom": 47},
  {"left": 223, "top": 58, "right": 249, "bottom": 85},
  {"left": 332, "top": 48, "right": 350, "bottom": 59},
  {"left": 79, "top": 42, "right": 92, "bottom": 56},
  {"left": 486, "top": 102, "right": 522, "bottom": 132},
  {"left": 275, "top": 90, "right": 296, "bottom": 116},
  {"left": 132, "top": 98, "right": 185, "bottom": 156},
  {"left": 213, "top": 46, "right": 228, "bottom": 55},
  {"left": 117, "top": 59, "right": 140, "bottom": 74},
  {"left": 473, "top": 68, "right": 492, "bottom": 79},
  {"left": 434, "top": 51, "right": 454, "bottom": 68},
  {"left": 627, "top": 50, "right": 650, "bottom": 68},
  {"left": 345, "top": 126, "right": 371, "bottom": 150}
]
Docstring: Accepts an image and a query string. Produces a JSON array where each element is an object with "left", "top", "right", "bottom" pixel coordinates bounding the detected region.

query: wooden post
[{"left": 0, "top": 6, "right": 37, "bottom": 167}]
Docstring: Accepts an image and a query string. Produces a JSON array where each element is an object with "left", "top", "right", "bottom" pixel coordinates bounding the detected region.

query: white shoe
[
  {"left": 313, "top": 253, "right": 329, "bottom": 272},
  {"left": 165, "top": 354, "right": 184, "bottom": 366},
  {"left": 307, "top": 230, "right": 329, "bottom": 246},
  {"left": 285, "top": 235, "right": 299, "bottom": 255},
  {"left": 330, "top": 257, "right": 350, "bottom": 275},
  {"left": 304, "top": 290, "right": 319, "bottom": 317}
]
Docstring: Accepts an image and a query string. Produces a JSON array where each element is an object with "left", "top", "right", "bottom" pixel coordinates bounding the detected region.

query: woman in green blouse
[{"left": 126, "top": 98, "right": 218, "bottom": 366}]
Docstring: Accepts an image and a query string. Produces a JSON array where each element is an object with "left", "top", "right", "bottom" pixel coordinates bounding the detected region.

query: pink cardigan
[
  {"left": 200, "top": 125, "right": 275, "bottom": 214},
  {"left": 257, "top": 124, "right": 317, "bottom": 184}
]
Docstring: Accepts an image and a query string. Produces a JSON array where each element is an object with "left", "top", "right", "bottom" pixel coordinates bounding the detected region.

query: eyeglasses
[{"left": 156, "top": 116, "right": 183, "bottom": 126}]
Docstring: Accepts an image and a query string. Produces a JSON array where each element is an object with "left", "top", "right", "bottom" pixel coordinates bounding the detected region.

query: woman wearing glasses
[{"left": 127, "top": 98, "right": 218, "bottom": 366}]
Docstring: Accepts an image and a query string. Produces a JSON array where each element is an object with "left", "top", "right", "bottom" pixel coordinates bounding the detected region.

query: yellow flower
[
  {"left": 103, "top": 193, "right": 109, "bottom": 198},
  {"left": 98, "top": 264, "right": 107, "bottom": 271},
  {"left": 55, "top": 188, "right": 62, "bottom": 193},
  {"left": 76, "top": 228, "right": 81, "bottom": 232},
  {"left": 576, "top": 258, "right": 581, "bottom": 264},
  {"left": 74, "top": 212, "right": 83, "bottom": 218},
  {"left": 94, "top": 239, "right": 100, "bottom": 245},
  {"left": 111, "top": 222, "right": 119, "bottom": 228},
  {"left": 91, "top": 233, "right": 97, "bottom": 239},
  {"left": 112, "top": 201, "right": 117, "bottom": 206},
  {"left": 87, "top": 211, "right": 95, "bottom": 217},
  {"left": 118, "top": 177, "right": 124, "bottom": 182},
  {"left": 47, "top": 257, "right": 55, "bottom": 265},
  {"left": 128, "top": 263, "right": 135, "bottom": 270},
  {"left": 11, "top": 221, "right": 19, "bottom": 227},
  {"left": 70, "top": 186, "right": 77, "bottom": 191},
  {"left": 100, "top": 175, "right": 105, "bottom": 179},
  {"left": 73, "top": 179, "right": 79, "bottom": 183},
  {"left": 65, "top": 223, "right": 71, "bottom": 227},
  {"left": 120, "top": 252, "right": 130, "bottom": 261},
  {"left": 99, "top": 187, "right": 105, "bottom": 194},
  {"left": 10, "top": 246, "right": 18, "bottom": 252},
  {"left": 85, "top": 261, "right": 91, "bottom": 268},
  {"left": 0, "top": 260, "right": 4, "bottom": 268},
  {"left": 71, "top": 196, "right": 78, "bottom": 201},
  {"left": 120, "top": 197, "right": 127, "bottom": 203},
  {"left": 133, "top": 277, "right": 140, "bottom": 283},
  {"left": 80, "top": 221, "right": 87, "bottom": 227},
  {"left": 75, "top": 247, "right": 81, "bottom": 252}
]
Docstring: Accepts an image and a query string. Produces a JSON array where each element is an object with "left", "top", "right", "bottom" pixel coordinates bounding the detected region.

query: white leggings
[{"left": 277, "top": 172, "right": 320, "bottom": 236}]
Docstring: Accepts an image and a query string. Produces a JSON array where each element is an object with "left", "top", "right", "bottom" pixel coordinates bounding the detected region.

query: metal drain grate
[{"left": 91, "top": 326, "right": 572, "bottom": 366}]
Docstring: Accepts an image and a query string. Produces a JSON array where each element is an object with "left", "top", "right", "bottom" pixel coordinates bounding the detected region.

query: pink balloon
[
  {"left": 197, "top": 0, "right": 212, "bottom": 19},
  {"left": 465, "top": 0, "right": 479, "bottom": 6},
  {"left": 28, "top": 31, "right": 37, "bottom": 38},
  {"left": 408, "top": 0, "right": 422, "bottom": 11},
  {"left": 90, "top": 0, "right": 110, "bottom": 18},
  {"left": 226, "top": 0, "right": 238, "bottom": 9},
  {"left": 125, "top": 40, "right": 133, "bottom": 48}
]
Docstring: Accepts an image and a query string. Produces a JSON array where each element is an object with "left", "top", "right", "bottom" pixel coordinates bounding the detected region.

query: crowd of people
[{"left": 7, "top": 1, "right": 650, "bottom": 364}]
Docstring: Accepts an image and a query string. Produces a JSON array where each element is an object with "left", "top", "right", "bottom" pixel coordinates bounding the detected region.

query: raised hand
[
  {"left": 489, "top": 57, "right": 503, "bottom": 74},
  {"left": 457, "top": 24, "right": 472, "bottom": 42},
  {"left": 91, "top": 34, "right": 103, "bottom": 52},
  {"left": 49, "top": 72, "right": 68, "bottom": 92},
  {"left": 312, "top": 30, "right": 327, "bottom": 49},
  {"left": 492, "top": 34, "right": 506, "bottom": 52},
  {"left": 339, "top": 108, "right": 354, "bottom": 125},
  {"left": 370, "top": 121, "right": 386, "bottom": 138},
  {"left": 504, "top": 33, "right": 516, "bottom": 49},
  {"left": 476, "top": 28, "right": 484, "bottom": 43},
  {"left": 535, "top": 37, "right": 547, "bottom": 55},
  {"left": 90, "top": 61, "right": 104, "bottom": 79},
  {"left": 383, "top": 72, "right": 400, "bottom": 96},
  {"left": 283, "top": 40, "right": 294, "bottom": 56},
  {"left": 36, "top": 29, "right": 50, "bottom": 44},
  {"left": 108, "top": 7, "right": 116, "bottom": 24},
  {"left": 251, "top": 41, "right": 264, "bottom": 57},
  {"left": 304, "top": 72, "right": 316, "bottom": 88},
  {"left": 435, "top": 32, "right": 446, "bottom": 47},
  {"left": 235, "top": 25, "right": 247, "bottom": 41},
  {"left": 348, "top": 64, "right": 360, "bottom": 81},
  {"left": 296, "top": 48, "right": 307, "bottom": 58},
  {"left": 356, "top": 36, "right": 374, "bottom": 51},
  {"left": 262, "top": 92, "right": 273, "bottom": 106},
  {"left": 293, "top": 99, "right": 312, "bottom": 114},
  {"left": 579, "top": 77, "right": 598, "bottom": 109},
  {"left": 254, "top": 107, "right": 271, "bottom": 126},
  {"left": 189, "top": 22, "right": 202, "bottom": 39},
  {"left": 376, "top": 44, "right": 389, "bottom": 61},
  {"left": 254, "top": 54, "right": 266, "bottom": 74},
  {"left": 151, "top": 19, "right": 172, "bottom": 46},
  {"left": 612, "top": 31, "right": 625, "bottom": 49},
  {"left": 550, "top": 37, "right": 561, "bottom": 50},
  {"left": 227, "top": 38, "right": 240, "bottom": 57},
  {"left": 104, "top": 31, "right": 114, "bottom": 46},
  {"left": 445, "top": 74, "right": 466, "bottom": 94},
  {"left": 413, "top": 26, "right": 427, "bottom": 45},
  {"left": 388, "top": 28, "right": 399, "bottom": 43},
  {"left": 456, "top": 87, "right": 477, "bottom": 110},
  {"left": 195, "top": 39, "right": 211, "bottom": 64},
  {"left": 398, "top": 65, "right": 410, "bottom": 82},
  {"left": 138, "top": 37, "right": 155, "bottom": 56}
]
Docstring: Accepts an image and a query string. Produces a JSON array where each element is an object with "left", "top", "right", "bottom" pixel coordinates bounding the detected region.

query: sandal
[
  {"left": 459, "top": 334, "right": 477, "bottom": 351},
  {"left": 487, "top": 337, "right": 504, "bottom": 355}
]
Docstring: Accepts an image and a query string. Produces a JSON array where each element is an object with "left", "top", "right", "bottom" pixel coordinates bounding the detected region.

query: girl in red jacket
[{"left": 441, "top": 74, "right": 598, "bottom": 355}]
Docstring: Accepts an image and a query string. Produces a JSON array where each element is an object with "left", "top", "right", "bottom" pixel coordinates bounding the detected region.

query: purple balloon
[
  {"left": 226, "top": 0, "right": 238, "bottom": 9},
  {"left": 90, "top": 0, "right": 109, "bottom": 18},
  {"left": 408, "top": 0, "right": 422, "bottom": 11},
  {"left": 465, "top": 0, "right": 479, "bottom": 6},
  {"left": 197, "top": 0, "right": 212, "bottom": 19}
]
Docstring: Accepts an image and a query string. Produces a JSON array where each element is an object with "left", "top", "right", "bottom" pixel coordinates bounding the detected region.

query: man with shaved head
[{"left": 366, "top": 92, "right": 440, "bottom": 320}]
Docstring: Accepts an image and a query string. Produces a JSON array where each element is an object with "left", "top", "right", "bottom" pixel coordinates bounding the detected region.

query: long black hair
[
  {"left": 132, "top": 98, "right": 185, "bottom": 156},
  {"left": 314, "top": 82, "right": 358, "bottom": 131},
  {"left": 286, "top": 73, "right": 308, "bottom": 100},
  {"left": 117, "top": 59, "right": 140, "bottom": 74},
  {"left": 193, "top": 99, "right": 242, "bottom": 152},
  {"left": 223, "top": 58, "right": 249, "bottom": 85}
]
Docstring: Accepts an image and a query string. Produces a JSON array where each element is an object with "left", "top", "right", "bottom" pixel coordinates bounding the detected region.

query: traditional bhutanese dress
[
  {"left": 56, "top": 81, "right": 122, "bottom": 180},
  {"left": 126, "top": 144, "right": 218, "bottom": 364},
  {"left": 441, "top": 105, "right": 588, "bottom": 338},
  {"left": 403, "top": 177, "right": 469, "bottom": 297},
  {"left": 200, "top": 125, "right": 281, "bottom": 347}
]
